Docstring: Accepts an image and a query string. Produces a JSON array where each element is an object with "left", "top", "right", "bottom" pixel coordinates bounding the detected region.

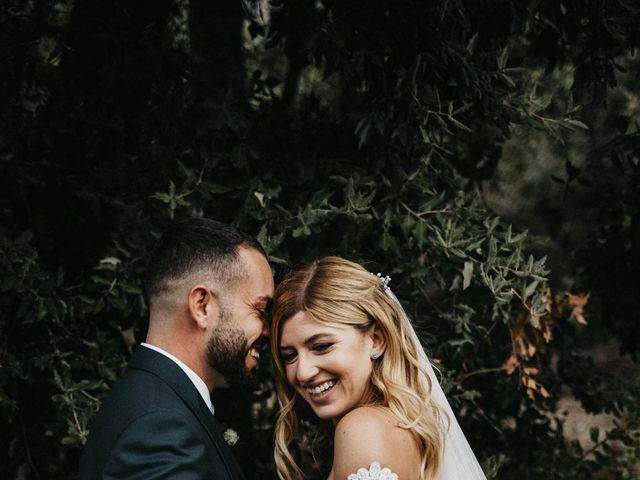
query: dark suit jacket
[{"left": 79, "top": 346, "right": 246, "bottom": 480}]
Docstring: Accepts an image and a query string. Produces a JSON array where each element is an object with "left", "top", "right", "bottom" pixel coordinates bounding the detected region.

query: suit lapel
[
  {"left": 128, "top": 346, "right": 241, "bottom": 479},
  {"left": 196, "top": 397, "right": 246, "bottom": 480}
]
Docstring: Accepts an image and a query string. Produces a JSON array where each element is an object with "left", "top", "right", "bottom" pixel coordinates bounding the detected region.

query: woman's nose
[{"left": 296, "top": 354, "right": 319, "bottom": 383}]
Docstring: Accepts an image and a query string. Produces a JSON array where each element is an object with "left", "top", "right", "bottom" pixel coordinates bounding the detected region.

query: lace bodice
[{"left": 347, "top": 462, "right": 398, "bottom": 480}]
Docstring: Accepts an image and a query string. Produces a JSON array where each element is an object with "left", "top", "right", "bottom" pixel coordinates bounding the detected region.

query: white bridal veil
[
  {"left": 414, "top": 331, "right": 488, "bottom": 480},
  {"left": 380, "top": 275, "right": 487, "bottom": 480}
]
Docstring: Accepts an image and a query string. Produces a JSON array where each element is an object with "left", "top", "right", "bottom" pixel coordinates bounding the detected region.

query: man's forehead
[
  {"left": 236, "top": 247, "right": 274, "bottom": 297},
  {"left": 237, "top": 245, "right": 270, "bottom": 269}
]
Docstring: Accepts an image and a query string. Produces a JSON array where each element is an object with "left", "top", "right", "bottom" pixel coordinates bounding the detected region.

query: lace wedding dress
[{"left": 347, "top": 462, "right": 398, "bottom": 480}]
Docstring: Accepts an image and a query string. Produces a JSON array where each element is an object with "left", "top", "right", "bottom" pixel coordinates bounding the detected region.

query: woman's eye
[
  {"left": 313, "top": 343, "right": 332, "bottom": 352},
  {"left": 281, "top": 352, "right": 297, "bottom": 364}
]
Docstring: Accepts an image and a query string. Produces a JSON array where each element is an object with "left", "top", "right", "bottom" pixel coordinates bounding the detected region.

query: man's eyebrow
[{"left": 253, "top": 295, "right": 272, "bottom": 304}]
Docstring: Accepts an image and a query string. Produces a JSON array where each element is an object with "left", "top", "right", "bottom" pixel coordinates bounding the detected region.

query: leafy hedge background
[{"left": 1, "top": 0, "right": 639, "bottom": 479}]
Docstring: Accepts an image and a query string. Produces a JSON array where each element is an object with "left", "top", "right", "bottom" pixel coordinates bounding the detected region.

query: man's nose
[
  {"left": 296, "top": 354, "right": 319, "bottom": 384},
  {"left": 260, "top": 317, "right": 270, "bottom": 338}
]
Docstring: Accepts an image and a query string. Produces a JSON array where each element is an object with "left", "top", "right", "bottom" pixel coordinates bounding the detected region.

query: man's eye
[
  {"left": 259, "top": 300, "right": 273, "bottom": 321},
  {"left": 257, "top": 307, "right": 271, "bottom": 322}
]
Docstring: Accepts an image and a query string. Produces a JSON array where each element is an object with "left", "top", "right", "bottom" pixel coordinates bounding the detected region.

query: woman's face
[{"left": 278, "top": 311, "right": 378, "bottom": 422}]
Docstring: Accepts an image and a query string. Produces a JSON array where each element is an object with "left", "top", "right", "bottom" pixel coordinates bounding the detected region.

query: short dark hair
[{"left": 144, "top": 218, "right": 265, "bottom": 301}]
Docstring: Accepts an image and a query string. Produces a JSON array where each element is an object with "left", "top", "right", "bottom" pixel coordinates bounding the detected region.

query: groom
[{"left": 79, "top": 218, "right": 274, "bottom": 479}]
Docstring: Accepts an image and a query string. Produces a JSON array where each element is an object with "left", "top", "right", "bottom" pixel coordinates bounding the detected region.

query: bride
[{"left": 270, "top": 256, "right": 486, "bottom": 480}]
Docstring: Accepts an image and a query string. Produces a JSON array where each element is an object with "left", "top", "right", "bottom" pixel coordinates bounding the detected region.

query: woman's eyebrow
[
  {"left": 279, "top": 333, "right": 337, "bottom": 350},
  {"left": 303, "top": 333, "right": 337, "bottom": 345}
]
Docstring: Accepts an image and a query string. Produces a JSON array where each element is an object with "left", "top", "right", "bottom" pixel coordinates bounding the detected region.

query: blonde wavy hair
[{"left": 270, "top": 256, "right": 446, "bottom": 480}]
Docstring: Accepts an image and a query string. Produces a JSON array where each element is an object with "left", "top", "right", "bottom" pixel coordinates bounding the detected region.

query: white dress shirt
[{"left": 141, "top": 342, "right": 214, "bottom": 415}]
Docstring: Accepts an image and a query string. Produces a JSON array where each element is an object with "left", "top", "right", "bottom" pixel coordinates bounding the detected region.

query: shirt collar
[{"left": 141, "top": 343, "right": 214, "bottom": 415}]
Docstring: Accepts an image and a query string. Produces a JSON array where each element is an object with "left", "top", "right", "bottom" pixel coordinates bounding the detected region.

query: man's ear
[{"left": 187, "top": 285, "right": 219, "bottom": 329}]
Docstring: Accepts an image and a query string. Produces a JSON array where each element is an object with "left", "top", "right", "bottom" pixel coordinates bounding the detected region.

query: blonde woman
[{"left": 270, "top": 256, "right": 486, "bottom": 480}]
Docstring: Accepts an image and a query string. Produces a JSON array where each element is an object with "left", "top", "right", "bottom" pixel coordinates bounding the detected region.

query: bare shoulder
[
  {"left": 334, "top": 405, "right": 393, "bottom": 437},
  {"left": 332, "top": 406, "right": 420, "bottom": 479}
]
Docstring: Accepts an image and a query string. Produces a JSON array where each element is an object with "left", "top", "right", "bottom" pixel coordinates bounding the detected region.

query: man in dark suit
[{"left": 79, "top": 218, "right": 274, "bottom": 479}]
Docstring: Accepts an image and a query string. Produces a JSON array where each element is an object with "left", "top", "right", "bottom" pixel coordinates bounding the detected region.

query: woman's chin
[
  {"left": 309, "top": 401, "right": 352, "bottom": 422},
  {"left": 312, "top": 406, "right": 342, "bottom": 421}
]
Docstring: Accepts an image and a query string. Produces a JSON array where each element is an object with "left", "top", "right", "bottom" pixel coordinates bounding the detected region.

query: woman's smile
[{"left": 305, "top": 380, "right": 336, "bottom": 397}]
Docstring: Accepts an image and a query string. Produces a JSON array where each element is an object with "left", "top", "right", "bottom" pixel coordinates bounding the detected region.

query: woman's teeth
[{"left": 306, "top": 380, "right": 336, "bottom": 395}]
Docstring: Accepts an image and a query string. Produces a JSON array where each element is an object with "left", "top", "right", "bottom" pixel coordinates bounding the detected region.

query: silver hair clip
[
  {"left": 375, "top": 272, "right": 401, "bottom": 306},
  {"left": 376, "top": 273, "right": 392, "bottom": 292}
]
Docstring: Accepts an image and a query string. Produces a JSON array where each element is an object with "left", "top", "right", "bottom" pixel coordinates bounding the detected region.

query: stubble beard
[{"left": 205, "top": 308, "right": 258, "bottom": 394}]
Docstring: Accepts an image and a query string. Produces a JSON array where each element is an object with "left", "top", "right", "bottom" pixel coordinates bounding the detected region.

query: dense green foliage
[{"left": 1, "top": 0, "right": 639, "bottom": 478}]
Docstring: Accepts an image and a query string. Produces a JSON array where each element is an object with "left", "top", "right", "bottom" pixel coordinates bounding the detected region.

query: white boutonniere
[{"left": 223, "top": 428, "right": 239, "bottom": 446}]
